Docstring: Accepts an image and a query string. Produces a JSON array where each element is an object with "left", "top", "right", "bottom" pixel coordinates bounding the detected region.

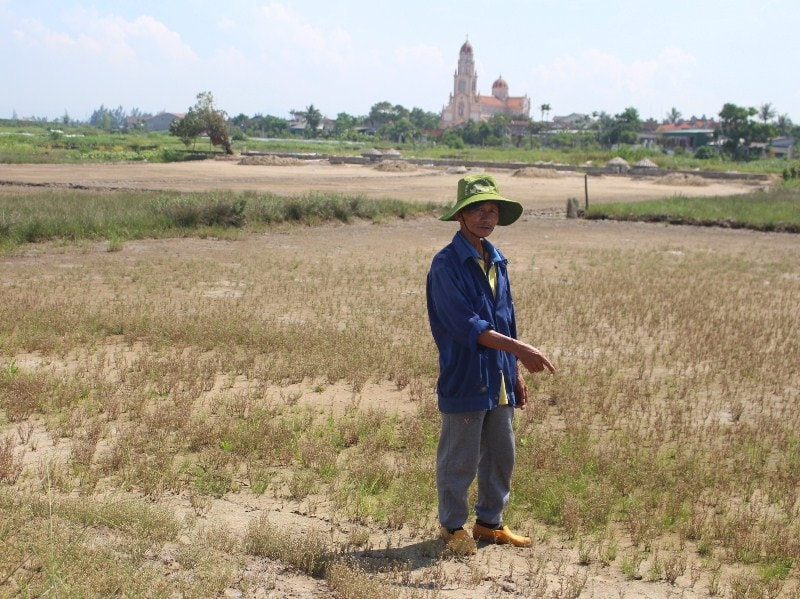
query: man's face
[{"left": 458, "top": 201, "right": 500, "bottom": 238}]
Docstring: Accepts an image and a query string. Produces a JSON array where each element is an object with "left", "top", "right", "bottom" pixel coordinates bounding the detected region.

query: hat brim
[{"left": 439, "top": 193, "right": 523, "bottom": 226}]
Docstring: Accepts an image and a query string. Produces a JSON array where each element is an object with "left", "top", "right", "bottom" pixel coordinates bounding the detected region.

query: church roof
[
  {"left": 492, "top": 76, "right": 508, "bottom": 90},
  {"left": 480, "top": 96, "right": 506, "bottom": 108},
  {"left": 479, "top": 96, "right": 527, "bottom": 110}
]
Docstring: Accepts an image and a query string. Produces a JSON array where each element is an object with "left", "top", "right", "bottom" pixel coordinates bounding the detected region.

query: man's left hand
[{"left": 514, "top": 370, "right": 528, "bottom": 409}]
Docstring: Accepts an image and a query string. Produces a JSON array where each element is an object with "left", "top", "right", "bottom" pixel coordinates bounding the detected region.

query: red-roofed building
[
  {"left": 656, "top": 116, "right": 718, "bottom": 150},
  {"left": 441, "top": 39, "right": 530, "bottom": 128}
]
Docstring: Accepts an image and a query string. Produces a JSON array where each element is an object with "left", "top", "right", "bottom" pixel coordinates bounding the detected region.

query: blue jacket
[{"left": 426, "top": 231, "right": 519, "bottom": 413}]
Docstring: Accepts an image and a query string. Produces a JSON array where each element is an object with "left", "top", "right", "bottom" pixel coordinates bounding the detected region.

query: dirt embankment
[{"left": 0, "top": 158, "right": 766, "bottom": 211}]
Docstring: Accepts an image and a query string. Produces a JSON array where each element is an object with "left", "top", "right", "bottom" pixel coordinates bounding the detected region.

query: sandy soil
[
  {"left": 2, "top": 158, "right": 790, "bottom": 598},
  {"left": 0, "top": 157, "right": 767, "bottom": 211}
]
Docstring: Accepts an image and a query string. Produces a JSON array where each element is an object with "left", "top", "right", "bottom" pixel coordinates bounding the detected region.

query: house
[
  {"left": 552, "top": 113, "right": 592, "bottom": 131},
  {"left": 657, "top": 117, "right": 717, "bottom": 150},
  {"left": 769, "top": 137, "right": 795, "bottom": 159},
  {"left": 143, "top": 112, "right": 185, "bottom": 132},
  {"left": 637, "top": 119, "right": 661, "bottom": 149},
  {"left": 508, "top": 119, "right": 531, "bottom": 138},
  {"left": 286, "top": 111, "right": 334, "bottom": 135}
]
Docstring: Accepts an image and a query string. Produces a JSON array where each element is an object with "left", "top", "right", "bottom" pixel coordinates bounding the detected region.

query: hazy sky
[{"left": 2, "top": 0, "right": 798, "bottom": 124}]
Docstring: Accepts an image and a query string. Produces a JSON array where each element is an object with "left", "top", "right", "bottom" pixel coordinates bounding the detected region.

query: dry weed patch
[{"left": 1, "top": 221, "right": 799, "bottom": 597}]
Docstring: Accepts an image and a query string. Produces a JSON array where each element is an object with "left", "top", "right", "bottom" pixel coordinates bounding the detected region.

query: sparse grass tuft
[{"left": 244, "top": 514, "right": 333, "bottom": 578}]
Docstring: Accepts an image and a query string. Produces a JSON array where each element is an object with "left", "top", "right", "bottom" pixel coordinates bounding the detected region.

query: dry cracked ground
[{"left": 1, "top": 158, "right": 790, "bottom": 598}]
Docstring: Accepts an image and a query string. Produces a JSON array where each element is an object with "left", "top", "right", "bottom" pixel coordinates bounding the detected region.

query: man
[{"left": 426, "top": 174, "right": 555, "bottom": 555}]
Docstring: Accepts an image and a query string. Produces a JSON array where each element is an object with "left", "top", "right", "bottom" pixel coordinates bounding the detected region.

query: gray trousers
[{"left": 436, "top": 406, "right": 515, "bottom": 530}]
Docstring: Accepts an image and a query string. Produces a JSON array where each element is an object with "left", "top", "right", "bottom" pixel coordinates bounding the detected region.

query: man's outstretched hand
[
  {"left": 517, "top": 342, "right": 555, "bottom": 375},
  {"left": 477, "top": 329, "right": 556, "bottom": 375}
]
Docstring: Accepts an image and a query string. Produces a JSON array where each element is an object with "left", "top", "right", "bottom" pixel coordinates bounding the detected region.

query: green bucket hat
[{"left": 440, "top": 174, "right": 523, "bottom": 226}]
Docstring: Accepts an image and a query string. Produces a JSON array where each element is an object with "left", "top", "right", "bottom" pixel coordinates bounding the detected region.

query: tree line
[
  {"left": 229, "top": 100, "right": 442, "bottom": 143},
  {"left": 70, "top": 91, "right": 800, "bottom": 162}
]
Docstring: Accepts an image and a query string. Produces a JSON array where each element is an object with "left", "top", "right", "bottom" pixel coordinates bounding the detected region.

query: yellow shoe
[
  {"left": 440, "top": 526, "right": 477, "bottom": 555},
  {"left": 472, "top": 523, "right": 532, "bottom": 547}
]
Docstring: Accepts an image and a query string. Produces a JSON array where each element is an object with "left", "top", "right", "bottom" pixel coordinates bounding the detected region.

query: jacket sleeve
[
  {"left": 501, "top": 263, "right": 518, "bottom": 341},
  {"left": 427, "top": 253, "right": 492, "bottom": 349}
]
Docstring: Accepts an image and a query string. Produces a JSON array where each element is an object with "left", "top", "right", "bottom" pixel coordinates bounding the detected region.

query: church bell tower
[{"left": 451, "top": 38, "right": 478, "bottom": 124}]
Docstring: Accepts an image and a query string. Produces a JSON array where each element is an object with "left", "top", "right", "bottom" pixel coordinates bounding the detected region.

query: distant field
[{"left": 0, "top": 120, "right": 793, "bottom": 175}]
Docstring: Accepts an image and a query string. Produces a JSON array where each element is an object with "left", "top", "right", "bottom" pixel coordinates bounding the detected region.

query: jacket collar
[{"left": 453, "top": 231, "right": 503, "bottom": 265}]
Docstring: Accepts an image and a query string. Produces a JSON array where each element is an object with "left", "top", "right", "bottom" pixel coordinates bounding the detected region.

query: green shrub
[
  {"left": 694, "top": 146, "right": 717, "bottom": 160},
  {"left": 160, "top": 197, "right": 246, "bottom": 228},
  {"left": 442, "top": 130, "right": 464, "bottom": 149},
  {"left": 782, "top": 161, "right": 800, "bottom": 181}
]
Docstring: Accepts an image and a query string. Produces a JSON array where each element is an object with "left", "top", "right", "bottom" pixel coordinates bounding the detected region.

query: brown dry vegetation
[{"left": 1, "top": 160, "right": 799, "bottom": 598}]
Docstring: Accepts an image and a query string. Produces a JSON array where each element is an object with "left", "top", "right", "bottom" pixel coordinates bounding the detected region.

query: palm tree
[
  {"left": 775, "top": 114, "right": 793, "bottom": 136},
  {"left": 304, "top": 104, "right": 322, "bottom": 138},
  {"left": 758, "top": 102, "right": 776, "bottom": 125},
  {"left": 539, "top": 103, "right": 551, "bottom": 123},
  {"left": 666, "top": 107, "right": 682, "bottom": 124}
]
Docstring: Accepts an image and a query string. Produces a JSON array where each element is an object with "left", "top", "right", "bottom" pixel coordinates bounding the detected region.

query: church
[{"left": 440, "top": 39, "right": 531, "bottom": 129}]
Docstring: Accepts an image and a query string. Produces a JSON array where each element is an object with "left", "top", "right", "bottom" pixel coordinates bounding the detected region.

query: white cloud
[
  {"left": 11, "top": 7, "right": 196, "bottom": 65},
  {"left": 657, "top": 46, "right": 697, "bottom": 87},
  {"left": 12, "top": 18, "right": 78, "bottom": 50},
  {"left": 211, "top": 45, "right": 250, "bottom": 74},
  {"left": 658, "top": 46, "right": 696, "bottom": 69},
  {"left": 394, "top": 43, "right": 444, "bottom": 69},
  {"left": 532, "top": 46, "right": 700, "bottom": 112},
  {"left": 623, "top": 57, "right": 660, "bottom": 97},
  {"left": 217, "top": 17, "right": 236, "bottom": 32},
  {"left": 124, "top": 14, "right": 197, "bottom": 62},
  {"left": 258, "top": 2, "right": 355, "bottom": 69}
]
